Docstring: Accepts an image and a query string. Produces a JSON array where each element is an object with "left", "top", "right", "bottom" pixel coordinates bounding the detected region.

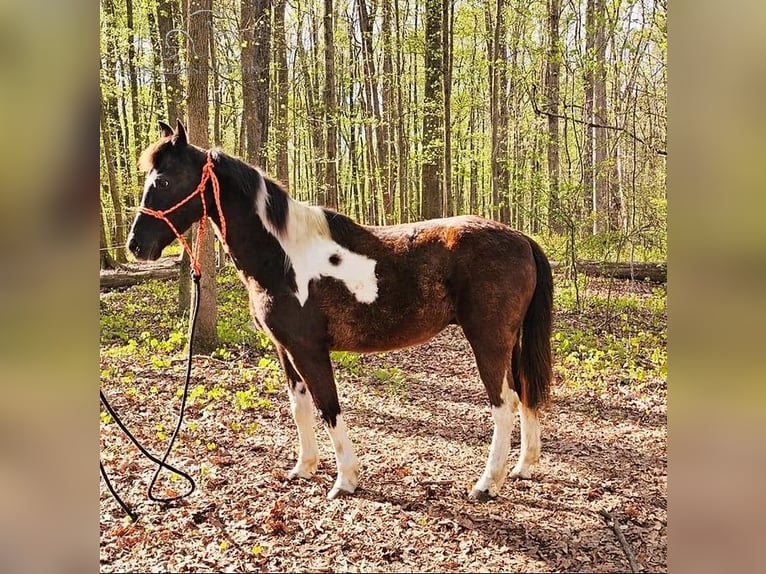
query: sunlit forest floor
[{"left": 100, "top": 268, "right": 666, "bottom": 572}]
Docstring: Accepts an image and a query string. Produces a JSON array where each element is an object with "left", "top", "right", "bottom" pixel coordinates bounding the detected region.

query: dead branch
[{"left": 599, "top": 508, "right": 641, "bottom": 573}]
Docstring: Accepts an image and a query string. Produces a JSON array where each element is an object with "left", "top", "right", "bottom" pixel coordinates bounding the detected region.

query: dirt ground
[{"left": 100, "top": 299, "right": 666, "bottom": 574}]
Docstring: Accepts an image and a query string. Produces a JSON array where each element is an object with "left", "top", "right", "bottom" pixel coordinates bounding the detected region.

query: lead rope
[{"left": 100, "top": 152, "right": 225, "bottom": 521}]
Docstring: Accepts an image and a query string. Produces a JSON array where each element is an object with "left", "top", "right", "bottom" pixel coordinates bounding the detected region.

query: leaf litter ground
[{"left": 100, "top": 271, "right": 666, "bottom": 572}]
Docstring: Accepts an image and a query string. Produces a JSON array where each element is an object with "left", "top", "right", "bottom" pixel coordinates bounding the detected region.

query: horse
[{"left": 127, "top": 120, "right": 553, "bottom": 501}]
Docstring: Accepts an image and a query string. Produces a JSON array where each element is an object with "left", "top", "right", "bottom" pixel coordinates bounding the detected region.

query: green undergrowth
[
  {"left": 552, "top": 275, "right": 667, "bottom": 399},
  {"left": 100, "top": 265, "right": 667, "bottom": 413}
]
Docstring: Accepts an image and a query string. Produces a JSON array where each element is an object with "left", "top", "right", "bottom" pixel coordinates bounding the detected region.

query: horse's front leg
[
  {"left": 275, "top": 345, "right": 319, "bottom": 480},
  {"left": 286, "top": 345, "right": 360, "bottom": 500}
]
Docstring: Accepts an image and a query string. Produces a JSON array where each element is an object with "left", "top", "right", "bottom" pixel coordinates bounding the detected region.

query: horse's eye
[{"left": 156, "top": 178, "right": 170, "bottom": 189}]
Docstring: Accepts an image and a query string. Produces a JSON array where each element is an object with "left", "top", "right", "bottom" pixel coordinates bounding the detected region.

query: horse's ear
[
  {"left": 158, "top": 121, "right": 173, "bottom": 138},
  {"left": 173, "top": 119, "right": 188, "bottom": 147}
]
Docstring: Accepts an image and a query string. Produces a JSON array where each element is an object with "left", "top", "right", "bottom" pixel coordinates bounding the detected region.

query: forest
[
  {"left": 100, "top": 1, "right": 666, "bottom": 572},
  {"left": 100, "top": 0, "right": 666, "bottom": 268}
]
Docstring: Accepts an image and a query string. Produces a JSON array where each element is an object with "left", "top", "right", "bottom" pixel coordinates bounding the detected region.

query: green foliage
[{"left": 552, "top": 277, "right": 666, "bottom": 396}]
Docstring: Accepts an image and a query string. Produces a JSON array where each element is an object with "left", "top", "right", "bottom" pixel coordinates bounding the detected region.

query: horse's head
[{"left": 127, "top": 120, "right": 208, "bottom": 261}]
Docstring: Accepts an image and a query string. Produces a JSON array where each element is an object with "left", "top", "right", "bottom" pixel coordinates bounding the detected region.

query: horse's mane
[{"left": 211, "top": 149, "right": 328, "bottom": 241}]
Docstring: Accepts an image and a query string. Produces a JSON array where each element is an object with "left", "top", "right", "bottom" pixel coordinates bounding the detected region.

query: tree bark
[
  {"left": 146, "top": 7, "right": 166, "bottom": 125},
  {"left": 381, "top": 0, "right": 396, "bottom": 222},
  {"left": 442, "top": 0, "right": 454, "bottom": 217},
  {"left": 156, "top": 0, "right": 185, "bottom": 123},
  {"left": 488, "top": 0, "right": 510, "bottom": 223},
  {"left": 323, "top": 0, "right": 338, "bottom": 209},
  {"left": 100, "top": 99, "right": 127, "bottom": 263},
  {"left": 393, "top": 0, "right": 409, "bottom": 222},
  {"left": 546, "top": 0, "right": 563, "bottom": 233},
  {"left": 421, "top": 0, "right": 445, "bottom": 220},
  {"left": 593, "top": 0, "right": 609, "bottom": 232},
  {"left": 187, "top": 0, "right": 218, "bottom": 354},
  {"left": 273, "top": 0, "right": 290, "bottom": 185},
  {"left": 240, "top": 0, "right": 271, "bottom": 168},
  {"left": 100, "top": 199, "right": 117, "bottom": 270},
  {"left": 100, "top": 257, "right": 181, "bottom": 289},
  {"left": 356, "top": 0, "right": 384, "bottom": 223},
  {"left": 551, "top": 260, "right": 667, "bottom": 284},
  {"left": 125, "top": 0, "right": 143, "bottom": 157}
]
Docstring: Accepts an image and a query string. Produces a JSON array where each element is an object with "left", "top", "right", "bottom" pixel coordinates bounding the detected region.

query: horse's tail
[{"left": 517, "top": 237, "right": 554, "bottom": 410}]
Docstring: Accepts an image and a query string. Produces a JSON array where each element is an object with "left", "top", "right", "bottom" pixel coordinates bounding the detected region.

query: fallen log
[
  {"left": 100, "top": 257, "right": 180, "bottom": 290},
  {"left": 551, "top": 260, "right": 666, "bottom": 283},
  {"left": 100, "top": 256, "right": 666, "bottom": 290}
]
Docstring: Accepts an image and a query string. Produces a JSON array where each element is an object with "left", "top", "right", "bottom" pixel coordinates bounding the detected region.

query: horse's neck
[{"left": 213, "top": 170, "right": 288, "bottom": 288}]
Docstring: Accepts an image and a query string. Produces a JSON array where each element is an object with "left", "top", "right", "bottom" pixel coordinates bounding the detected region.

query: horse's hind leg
[
  {"left": 286, "top": 346, "right": 360, "bottom": 500},
  {"left": 276, "top": 345, "right": 319, "bottom": 479},
  {"left": 510, "top": 403, "right": 540, "bottom": 479},
  {"left": 464, "top": 333, "right": 519, "bottom": 500}
]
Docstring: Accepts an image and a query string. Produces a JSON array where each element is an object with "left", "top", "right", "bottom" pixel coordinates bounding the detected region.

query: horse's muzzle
[{"left": 128, "top": 234, "right": 160, "bottom": 261}]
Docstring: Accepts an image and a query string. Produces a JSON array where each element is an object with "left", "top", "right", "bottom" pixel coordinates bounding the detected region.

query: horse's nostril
[{"left": 128, "top": 237, "right": 140, "bottom": 255}]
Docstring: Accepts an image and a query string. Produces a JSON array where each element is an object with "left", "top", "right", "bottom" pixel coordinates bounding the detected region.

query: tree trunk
[
  {"left": 393, "top": 0, "right": 409, "bottom": 222},
  {"left": 156, "top": 0, "right": 184, "bottom": 123},
  {"left": 100, "top": 100, "right": 127, "bottom": 263},
  {"left": 100, "top": 199, "right": 117, "bottom": 270},
  {"left": 125, "top": 0, "right": 143, "bottom": 157},
  {"left": 381, "top": 0, "right": 396, "bottom": 222},
  {"left": 488, "top": 0, "right": 510, "bottom": 223},
  {"left": 546, "top": 0, "right": 563, "bottom": 233},
  {"left": 422, "top": 0, "right": 445, "bottom": 220},
  {"left": 101, "top": 0, "right": 130, "bottom": 192},
  {"left": 210, "top": 7, "right": 221, "bottom": 147},
  {"left": 442, "top": 0, "right": 454, "bottom": 217},
  {"left": 593, "top": 0, "right": 609, "bottom": 233},
  {"left": 187, "top": 0, "right": 217, "bottom": 354},
  {"left": 273, "top": 0, "right": 290, "bottom": 185},
  {"left": 240, "top": 0, "right": 271, "bottom": 167},
  {"left": 323, "top": 0, "right": 338, "bottom": 209},
  {"left": 356, "top": 0, "right": 384, "bottom": 223},
  {"left": 146, "top": 8, "right": 165, "bottom": 125}
]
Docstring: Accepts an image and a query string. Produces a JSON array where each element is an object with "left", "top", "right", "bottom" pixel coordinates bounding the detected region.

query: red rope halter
[{"left": 139, "top": 152, "right": 227, "bottom": 277}]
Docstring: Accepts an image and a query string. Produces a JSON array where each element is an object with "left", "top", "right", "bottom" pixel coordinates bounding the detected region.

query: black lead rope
[{"left": 99, "top": 274, "right": 202, "bottom": 521}]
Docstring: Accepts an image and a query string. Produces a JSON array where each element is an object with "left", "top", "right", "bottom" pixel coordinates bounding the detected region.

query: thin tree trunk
[
  {"left": 323, "top": 0, "right": 338, "bottom": 209},
  {"left": 100, "top": 101, "right": 128, "bottom": 263},
  {"left": 100, "top": 199, "right": 117, "bottom": 270},
  {"left": 240, "top": 0, "right": 271, "bottom": 167},
  {"left": 382, "top": 0, "right": 396, "bottom": 222},
  {"left": 442, "top": 0, "right": 454, "bottom": 217},
  {"left": 356, "top": 0, "right": 384, "bottom": 223},
  {"left": 593, "top": 0, "right": 609, "bottom": 232},
  {"left": 488, "top": 0, "right": 510, "bottom": 223},
  {"left": 125, "top": 0, "right": 143, "bottom": 156},
  {"left": 157, "top": 0, "right": 184, "bottom": 123},
  {"left": 147, "top": 7, "right": 166, "bottom": 126},
  {"left": 422, "top": 0, "right": 445, "bottom": 220},
  {"left": 274, "top": 0, "right": 290, "bottom": 185},
  {"left": 393, "top": 0, "right": 409, "bottom": 222},
  {"left": 546, "top": 0, "right": 563, "bottom": 233},
  {"left": 583, "top": 0, "right": 595, "bottom": 231}
]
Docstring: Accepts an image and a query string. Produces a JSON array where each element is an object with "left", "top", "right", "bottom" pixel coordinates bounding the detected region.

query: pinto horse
[{"left": 127, "top": 120, "right": 553, "bottom": 501}]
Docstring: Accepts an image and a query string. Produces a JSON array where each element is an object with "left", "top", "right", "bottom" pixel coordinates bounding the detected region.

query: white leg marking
[
  {"left": 287, "top": 382, "right": 319, "bottom": 480},
  {"left": 470, "top": 383, "right": 519, "bottom": 499},
  {"left": 325, "top": 414, "right": 360, "bottom": 500},
  {"left": 511, "top": 403, "right": 541, "bottom": 479}
]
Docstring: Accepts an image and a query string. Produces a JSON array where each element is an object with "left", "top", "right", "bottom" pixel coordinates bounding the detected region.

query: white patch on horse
[
  {"left": 287, "top": 381, "right": 319, "bottom": 480},
  {"left": 325, "top": 415, "right": 360, "bottom": 500},
  {"left": 255, "top": 177, "right": 378, "bottom": 306},
  {"left": 470, "top": 383, "right": 519, "bottom": 498},
  {"left": 511, "top": 402, "right": 541, "bottom": 479},
  {"left": 141, "top": 169, "right": 158, "bottom": 201}
]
